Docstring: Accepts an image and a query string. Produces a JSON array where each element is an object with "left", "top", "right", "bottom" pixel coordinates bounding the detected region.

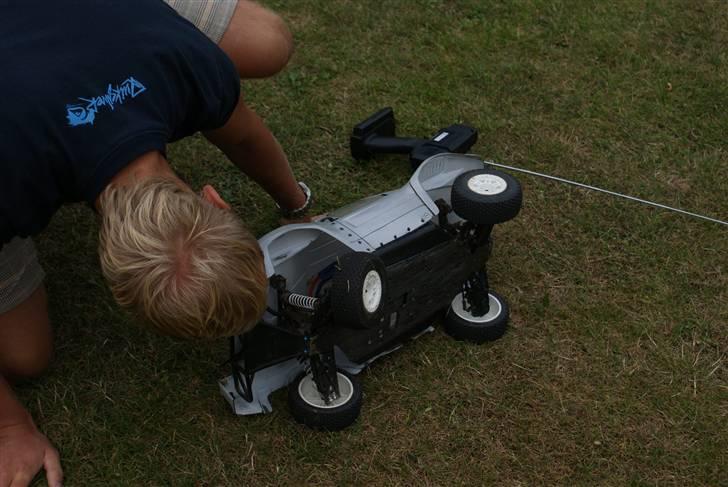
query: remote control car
[{"left": 219, "top": 108, "right": 523, "bottom": 430}]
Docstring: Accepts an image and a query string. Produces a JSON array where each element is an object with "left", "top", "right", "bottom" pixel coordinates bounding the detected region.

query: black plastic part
[
  {"left": 462, "top": 270, "right": 490, "bottom": 317},
  {"left": 375, "top": 222, "right": 451, "bottom": 267},
  {"left": 435, "top": 199, "right": 454, "bottom": 232},
  {"left": 351, "top": 107, "right": 416, "bottom": 160},
  {"left": 229, "top": 336, "right": 255, "bottom": 403},
  {"left": 451, "top": 168, "right": 523, "bottom": 225},
  {"left": 409, "top": 124, "right": 478, "bottom": 169},
  {"left": 309, "top": 350, "right": 340, "bottom": 401},
  {"left": 230, "top": 321, "right": 305, "bottom": 375},
  {"left": 350, "top": 108, "right": 478, "bottom": 168},
  {"left": 331, "top": 236, "right": 491, "bottom": 364},
  {"left": 357, "top": 136, "right": 424, "bottom": 157},
  {"left": 430, "top": 124, "right": 479, "bottom": 153},
  {"left": 352, "top": 108, "right": 395, "bottom": 139},
  {"left": 330, "top": 252, "right": 388, "bottom": 329},
  {"left": 444, "top": 290, "right": 509, "bottom": 344},
  {"left": 288, "top": 369, "right": 363, "bottom": 431}
]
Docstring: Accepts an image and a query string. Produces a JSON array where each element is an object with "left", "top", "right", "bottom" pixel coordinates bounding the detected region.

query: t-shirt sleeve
[
  {"left": 68, "top": 6, "right": 242, "bottom": 203},
  {"left": 83, "top": 39, "right": 240, "bottom": 201},
  {"left": 207, "top": 52, "right": 241, "bottom": 131},
  {"left": 168, "top": 37, "right": 241, "bottom": 141}
]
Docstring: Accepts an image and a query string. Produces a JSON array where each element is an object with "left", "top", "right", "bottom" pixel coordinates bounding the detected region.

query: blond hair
[{"left": 98, "top": 178, "right": 267, "bottom": 338}]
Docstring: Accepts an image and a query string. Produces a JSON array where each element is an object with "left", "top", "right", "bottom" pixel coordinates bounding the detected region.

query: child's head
[{"left": 98, "top": 177, "right": 267, "bottom": 338}]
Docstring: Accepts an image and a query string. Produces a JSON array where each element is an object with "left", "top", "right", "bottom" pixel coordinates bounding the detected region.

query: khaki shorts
[
  {"left": 164, "top": 0, "right": 238, "bottom": 43},
  {"left": 0, "top": 237, "right": 45, "bottom": 314}
]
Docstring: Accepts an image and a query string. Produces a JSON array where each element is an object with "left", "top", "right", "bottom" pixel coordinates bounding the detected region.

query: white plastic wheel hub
[
  {"left": 362, "top": 270, "right": 383, "bottom": 313},
  {"left": 467, "top": 174, "right": 507, "bottom": 196},
  {"left": 298, "top": 372, "right": 354, "bottom": 409},
  {"left": 451, "top": 292, "right": 502, "bottom": 323}
]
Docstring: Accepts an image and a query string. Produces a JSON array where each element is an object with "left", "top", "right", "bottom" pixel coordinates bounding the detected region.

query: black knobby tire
[
  {"left": 444, "top": 290, "right": 509, "bottom": 343},
  {"left": 450, "top": 168, "right": 522, "bottom": 225},
  {"left": 287, "top": 369, "right": 363, "bottom": 431},
  {"left": 330, "top": 252, "right": 388, "bottom": 329}
]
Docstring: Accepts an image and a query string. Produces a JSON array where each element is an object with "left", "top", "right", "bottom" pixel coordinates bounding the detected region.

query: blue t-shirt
[{"left": 0, "top": 0, "right": 240, "bottom": 246}]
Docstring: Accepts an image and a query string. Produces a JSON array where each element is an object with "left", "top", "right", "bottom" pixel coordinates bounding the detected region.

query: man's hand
[{"left": 0, "top": 420, "right": 62, "bottom": 487}]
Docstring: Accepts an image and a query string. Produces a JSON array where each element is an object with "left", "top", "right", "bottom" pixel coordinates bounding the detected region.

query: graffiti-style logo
[{"left": 66, "top": 76, "right": 147, "bottom": 127}]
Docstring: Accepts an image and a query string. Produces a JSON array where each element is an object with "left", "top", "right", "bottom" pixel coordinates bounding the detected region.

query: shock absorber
[{"left": 285, "top": 292, "right": 319, "bottom": 311}]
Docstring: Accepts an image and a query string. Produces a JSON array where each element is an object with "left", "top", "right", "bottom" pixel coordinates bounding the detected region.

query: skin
[
  {"left": 0, "top": 290, "right": 60, "bottom": 487},
  {"left": 0, "top": 2, "right": 302, "bottom": 485}
]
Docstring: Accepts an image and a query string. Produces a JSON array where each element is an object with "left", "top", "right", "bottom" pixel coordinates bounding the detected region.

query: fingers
[
  {"left": 6, "top": 446, "right": 63, "bottom": 487},
  {"left": 43, "top": 446, "right": 63, "bottom": 487},
  {"left": 9, "top": 472, "right": 32, "bottom": 487}
]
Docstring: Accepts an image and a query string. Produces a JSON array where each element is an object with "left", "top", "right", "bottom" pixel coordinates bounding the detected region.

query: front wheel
[
  {"left": 287, "top": 369, "right": 363, "bottom": 431},
  {"left": 444, "top": 290, "right": 509, "bottom": 343},
  {"left": 330, "top": 252, "right": 388, "bottom": 328},
  {"left": 450, "top": 168, "right": 522, "bottom": 225}
]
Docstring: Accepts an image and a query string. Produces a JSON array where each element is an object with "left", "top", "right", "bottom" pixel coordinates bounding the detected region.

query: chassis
[{"left": 219, "top": 110, "right": 523, "bottom": 430}]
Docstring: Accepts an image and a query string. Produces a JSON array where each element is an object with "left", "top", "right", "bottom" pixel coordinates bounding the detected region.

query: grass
[{"left": 19, "top": 0, "right": 726, "bottom": 485}]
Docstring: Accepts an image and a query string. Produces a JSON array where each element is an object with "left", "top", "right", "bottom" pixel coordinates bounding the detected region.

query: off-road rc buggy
[{"left": 219, "top": 108, "right": 523, "bottom": 430}]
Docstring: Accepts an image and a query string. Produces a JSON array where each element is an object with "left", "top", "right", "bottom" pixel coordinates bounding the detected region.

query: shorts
[
  {"left": 164, "top": 0, "right": 238, "bottom": 43},
  {"left": 0, "top": 237, "right": 45, "bottom": 314}
]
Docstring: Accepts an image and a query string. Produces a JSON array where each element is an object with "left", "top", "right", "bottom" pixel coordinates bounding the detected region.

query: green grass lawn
[{"left": 22, "top": 0, "right": 726, "bottom": 484}]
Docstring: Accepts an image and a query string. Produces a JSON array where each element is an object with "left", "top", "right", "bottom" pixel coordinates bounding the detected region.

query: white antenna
[{"left": 483, "top": 160, "right": 727, "bottom": 227}]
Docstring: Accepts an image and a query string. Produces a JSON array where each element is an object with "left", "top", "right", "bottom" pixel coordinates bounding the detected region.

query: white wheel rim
[
  {"left": 451, "top": 292, "right": 502, "bottom": 323},
  {"left": 467, "top": 174, "right": 507, "bottom": 196},
  {"left": 298, "top": 372, "right": 355, "bottom": 409},
  {"left": 362, "top": 270, "right": 383, "bottom": 313}
]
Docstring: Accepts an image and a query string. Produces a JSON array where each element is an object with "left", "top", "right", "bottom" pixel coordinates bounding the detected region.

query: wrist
[
  {"left": 0, "top": 376, "right": 35, "bottom": 429},
  {"left": 277, "top": 181, "right": 313, "bottom": 219},
  {"left": 0, "top": 407, "right": 35, "bottom": 432}
]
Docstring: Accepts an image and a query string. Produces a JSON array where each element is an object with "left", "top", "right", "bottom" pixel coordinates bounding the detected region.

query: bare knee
[
  {"left": 219, "top": 1, "right": 294, "bottom": 78},
  {"left": 1, "top": 344, "right": 52, "bottom": 380},
  {"left": 0, "top": 286, "right": 53, "bottom": 380},
  {"left": 258, "top": 14, "right": 294, "bottom": 76}
]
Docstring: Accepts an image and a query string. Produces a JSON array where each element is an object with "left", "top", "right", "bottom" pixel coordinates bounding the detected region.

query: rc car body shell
[
  {"left": 259, "top": 153, "right": 484, "bottom": 280},
  {"left": 219, "top": 153, "right": 501, "bottom": 416}
]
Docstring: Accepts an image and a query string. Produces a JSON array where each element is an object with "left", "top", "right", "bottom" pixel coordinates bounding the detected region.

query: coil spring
[{"left": 286, "top": 293, "right": 319, "bottom": 311}]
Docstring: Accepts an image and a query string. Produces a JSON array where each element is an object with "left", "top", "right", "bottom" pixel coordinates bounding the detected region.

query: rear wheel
[
  {"left": 444, "top": 290, "right": 509, "bottom": 343},
  {"left": 287, "top": 369, "right": 362, "bottom": 431}
]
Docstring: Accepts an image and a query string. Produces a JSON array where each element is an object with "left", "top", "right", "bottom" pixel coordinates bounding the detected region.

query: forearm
[
  {"left": 204, "top": 99, "right": 305, "bottom": 211},
  {"left": 0, "top": 375, "right": 33, "bottom": 428}
]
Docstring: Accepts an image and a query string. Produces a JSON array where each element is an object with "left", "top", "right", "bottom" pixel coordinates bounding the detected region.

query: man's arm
[
  {"left": 0, "top": 376, "right": 62, "bottom": 487},
  {"left": 203, "top": 97, "right": 307, "bottom": 212},
  {"left": 0, "top": 284, "right": 62, "bottom": 487}
]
